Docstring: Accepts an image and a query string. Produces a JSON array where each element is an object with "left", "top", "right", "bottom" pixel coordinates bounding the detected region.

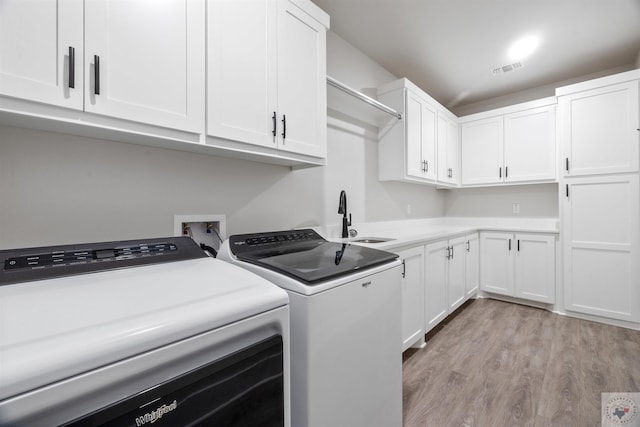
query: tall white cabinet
[
  {"left": 557, "top": 69, "right": 640, "bottom": 325},
  {"left": 206, "top": 0, "right": 329, "bottom": 158}
]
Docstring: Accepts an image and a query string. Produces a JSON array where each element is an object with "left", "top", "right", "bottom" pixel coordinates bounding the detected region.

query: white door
[
  {"left": 397, "top": 247, "right": 425, "bottom": 351},
  {"left": 207, "top": 0, "right": 277, "bottom": 148},
  {"left": 406, "top": 92, "right": 426, "bottom": 178},
  {"left": 514, "top": 234, "right": 556, "bottom": 303},
  {"left": 420, "top": 101, "right": 437, "bottom": 181},
  {"left": 480, "top": 232, "right": 514, "bottom": 296},
  {"left": 424, "top": 240, "right": 448, "bottom": 332},
  {"left": 465, "top": 233, "right": 479, "bottom": 297},
  {"left": 563, "top": 174, "right": 640, "bottom": 322},
  {"left": 447, "top": 118, "right": 461, "bottom": 185},
  {"left": 0, "top": 0, "right": 83, "bottom": 109},
  {"left": 461, "top": 116, "right": 504, "bottom": 185},
  {"left": 560, "top": 80, "right": 640, "bottom": 176},
  {"left": 437, "top": 113, "right": 460, "bottom": 185},
  {"left": 447, "top": 237, "right": 466, "bottom": 311},
  {"left": 84, "top": 0, "right": 205, "bottom": 132},
  {"left": 504, "top": 105, "right": 556, "bottom": 182},
  {"left": 276, "top": 0, "right": 327, "bottom": 157}
]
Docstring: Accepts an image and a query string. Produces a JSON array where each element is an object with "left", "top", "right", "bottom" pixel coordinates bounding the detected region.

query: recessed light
[{"left": 508, "top": 35, "right": 539, "bottom": 61}]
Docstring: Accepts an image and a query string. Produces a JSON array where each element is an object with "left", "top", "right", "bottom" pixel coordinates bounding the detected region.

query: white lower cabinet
[
  {"left": 465, "top": 233, "right": 480, "bottom": 297},
  {"left": 480, "top": 231, "right": 556, "bottom": 304},
  {"left": 397, "top": 246, "right": 425, "bottom": 351},
  {"left": 424, "top": 233, "right": 478, "bottom": 334}
]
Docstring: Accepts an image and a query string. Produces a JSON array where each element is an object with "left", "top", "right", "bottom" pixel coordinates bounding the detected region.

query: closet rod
[{"left": 327, "top": 76, "right": 402, "bottom": 120}]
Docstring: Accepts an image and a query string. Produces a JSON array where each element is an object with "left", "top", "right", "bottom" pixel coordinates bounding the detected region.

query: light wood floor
[{"left": 402, "top": 298, "right": 640, "bottom": 427}]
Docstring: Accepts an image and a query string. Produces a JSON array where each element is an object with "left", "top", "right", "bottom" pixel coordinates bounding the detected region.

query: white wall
[
  {"left": 444, "top": 184, "right": 558, "bottom": 217},
  {"left": 0, "top": 31, "right": 445, "bottom": 249}
]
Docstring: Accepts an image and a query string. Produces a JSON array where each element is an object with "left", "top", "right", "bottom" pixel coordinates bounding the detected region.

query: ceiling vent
[{"left": 492, "top": 61, "right": 523, "bottom": 76}]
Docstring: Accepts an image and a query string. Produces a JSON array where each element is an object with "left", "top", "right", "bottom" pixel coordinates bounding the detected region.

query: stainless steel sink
[{"left": 351, "top": 237, "right": 395, "bottom": 244}]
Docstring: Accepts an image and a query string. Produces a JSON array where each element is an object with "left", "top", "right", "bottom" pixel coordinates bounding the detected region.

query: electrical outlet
[
  {"left": 173, "top": 215, "right": 226, "bottom": 251},
  {"left": 512, "top": 203, "right": 520, "bottom": 214}
]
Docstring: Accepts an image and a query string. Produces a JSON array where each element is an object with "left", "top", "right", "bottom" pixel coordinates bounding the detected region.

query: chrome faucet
[{"left": 337, "top": 190, "right": 352, "bottom": 239}]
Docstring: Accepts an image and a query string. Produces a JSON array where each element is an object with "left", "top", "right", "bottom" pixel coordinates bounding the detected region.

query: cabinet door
[
  {"left": 84, "top": 0, "right": 205, "bottom": 132},
  {"left": 504, "top": 105, "right": 556, "bottom": 182},
  {"left": 276, "top": 0, "right": 327, "bottom": 157},
  {"left": 397, "top": 247, "right": 425, "bottom": 351},
  {"left": 480, "top": 232, "right": 514, "bottom": 296},
  {"left": 207, "top": 0, "right": 277, "bottom": 148},
  {"left": 465, "top": 233, "right": 479, "bottom": 297},
  {"left": 405, "top": 91, "right": 436, "bottom": 181},
  {"left": 0, "top": 0, "right": 83, "bottom": 109},
  {"left": 424, "top": 240, "right": 448, "bottom": 332},
  {"left": 563, "top": 175, "right": 640, "bottom": 322},
  {"left": 560, "top": 80, "right": 639, "bottom": 176},
  {"left": 461, "top": 116, "right": 504, "bottom": 185},
  {"left": 437, "top": 113, "right": 460, "bottom": 186},
  {"left": 514, "top": 234, "right": 556, "bottom": 303},
  {"left": 447, "top": 237, "right": 466, "bottom": 312}
]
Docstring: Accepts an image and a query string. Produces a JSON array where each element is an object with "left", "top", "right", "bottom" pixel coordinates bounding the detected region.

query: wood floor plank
[{"left": 403, "top": 299, "right": 640, "bottom": 427}]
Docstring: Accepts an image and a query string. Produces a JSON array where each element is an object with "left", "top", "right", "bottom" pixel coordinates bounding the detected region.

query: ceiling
[{"left": 311, "top": 0, "right": 640, "bottom": 113}]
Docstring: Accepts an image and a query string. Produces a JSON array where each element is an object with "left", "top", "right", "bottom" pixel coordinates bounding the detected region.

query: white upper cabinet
[
  {"left": 85, "top": 0, "right": 205, "bottom": 132},
  {"left": 0, "top": 0, "right": 83, "bottom": 109},
  {"left": 437, "top": 111, "right": 461, "bottom": 187},
  {"left": 276, "top": 0, "right": 327, "bottom": 157},
  {"left": 378, "top": 82, "right": 437, "bottom": 184},
  {"left": 460, "top": 99, "right": 557, "bottom": 186},
  {"left": 557, "top": 77, "right": 639, "bottom": 177},
  {"left": 207, "top": 0, "right": 328, "bottom": 159},
  {"left": 0, "top": 0, "right": 205, "bottom": 133},
  {"left": 503, "top": 105, "right": 556, "bottom": 182},
  {"left": 378, "top": 78, "right": 457, "bottom": 186},
  {"left": 460, "top": 116, "right": 503, "bottom": 185}
]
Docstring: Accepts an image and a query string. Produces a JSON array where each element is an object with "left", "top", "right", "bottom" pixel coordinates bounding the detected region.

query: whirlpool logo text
[{"left": 135, "top": 400, "right": 178, "bottom": 426}]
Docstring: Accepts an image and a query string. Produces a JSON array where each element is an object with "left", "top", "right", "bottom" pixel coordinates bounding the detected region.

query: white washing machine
[
  {"left": 0, "top": 236, "right": 290, "bottom": 427},
  {"left": 218, "top": 229, "right": 403, "bottom": 427}
]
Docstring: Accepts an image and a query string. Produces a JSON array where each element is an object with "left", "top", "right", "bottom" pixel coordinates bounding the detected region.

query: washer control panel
[{"left": 0, "top": 237, "right": 205, "bottom": 286}]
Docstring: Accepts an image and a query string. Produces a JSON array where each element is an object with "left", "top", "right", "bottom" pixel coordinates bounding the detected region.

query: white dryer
[{"left": 0, "top": 237, "right": 289, "bottom": 426}]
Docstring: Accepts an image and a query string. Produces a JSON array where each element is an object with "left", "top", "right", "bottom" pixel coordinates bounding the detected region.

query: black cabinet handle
[
  {"left": 272, "top": 112, "right": 276, "bottom": 137},
  {"left": 94, "top": 55, "right": 100, "bottom": 95},
  {"left": 517, "top": 240, "right": 520, "bottom": 251},
  {"left": 508, "top": 239, "right": 511, "bottom": 251},
  {"left": 565, "top": 157, "right": 569, "bottom": 172},
  {"left": 499, "top": 167, "right": 502, "bottom": 178},
  {"left": 566, "top": 184, "right": 569, "bottom": 198},
  {"left": 401, "top": 260, "right": 406, "bottom": 278},
  {"left": 281, "top": 115, "right": 286, "bottom": 140},
  {"left": 68, "top": 46, "right": 75, "bottom": 89},
  {"left": 505, "top": 166, "right": 508, "bottom": 178},
  {"left": 466, "top": 241, "right": 470, "bottom": 252}
]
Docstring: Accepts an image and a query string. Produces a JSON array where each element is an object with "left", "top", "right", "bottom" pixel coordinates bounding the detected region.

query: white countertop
[{"left": 316, "top": 217, "right": 559, "bottom": 252}]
